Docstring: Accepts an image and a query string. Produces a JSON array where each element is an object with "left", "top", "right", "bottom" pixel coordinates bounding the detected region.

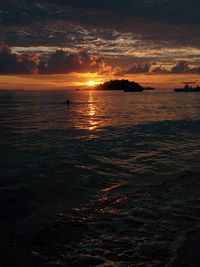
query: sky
[{"left": 1, "top": 0, "right": 200, "bottom": 89}]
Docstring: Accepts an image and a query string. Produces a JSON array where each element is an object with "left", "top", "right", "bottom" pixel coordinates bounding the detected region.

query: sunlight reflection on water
[{"left": 88, "top": 91, "right": 97, "bottom": 131}]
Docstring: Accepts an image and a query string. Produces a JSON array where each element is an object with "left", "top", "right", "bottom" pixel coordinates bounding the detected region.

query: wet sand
[{"left": 3, "top": 170, "right": 200, "bottom": 267}]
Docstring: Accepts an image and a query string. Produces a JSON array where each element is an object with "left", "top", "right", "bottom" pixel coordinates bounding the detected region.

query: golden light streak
[
  {"left": 1, "top": 73, "right": 200, "bottom": 90},
  {"left": 87, "top": 80, "right": 99, "bottom": 87},
  {"left": 88, "top": 91, "right": 97, "bottom": 131}
]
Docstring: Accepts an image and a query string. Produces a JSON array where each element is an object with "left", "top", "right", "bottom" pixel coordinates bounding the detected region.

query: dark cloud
[
  {"left": 126, "top": 63, "right": 151, "bottom": 74},
  {"left": 2, "top": 0, "right": 200, "bottom": 26},
  {"left": 0, "top": 46, "right": 38, "bottom": 74},
  {"left": 171, "top": 60, "right": 191, "bottom": 73},
  {"left": 0, "top": 0, "right": 51, "bottom": 26},
  {"left": 151, "top": 66, "right": 169, "bottom": 74},
  {"left": 115, "top": 60, "right": 200, "bottom": 75},
  {"left": 112, "top": 63, "right": 152, "bottom": 76},
  {"left": 171, "top": 61, "right": 200, "bottom": 74},
  {"left": 39, "top": 50, "right": 111, "bottom": 74},
  {"left": 152, "top": 61, "right": 200, "bottom": 74},
  {"left": 0, "top": 46, "right": 111, "bottom": 74},
  {"left": 1, "top": 0, "right": 200, "bottom": 49},
  {"left": 1, "top": 45, "right": 200, "bottom": 75}
]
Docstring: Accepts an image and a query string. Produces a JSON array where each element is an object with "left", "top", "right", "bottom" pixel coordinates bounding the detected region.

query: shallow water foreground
[
  {"left": 0, "top": 90, "right": 200, "bottom": 266},
  {"left": 10, "top": 170, "right": 200, "bottom": 267}
]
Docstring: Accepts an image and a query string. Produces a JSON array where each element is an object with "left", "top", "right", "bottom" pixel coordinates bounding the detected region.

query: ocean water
[{"left": 0, "top": 89, "right": 200, "bottom": 266}]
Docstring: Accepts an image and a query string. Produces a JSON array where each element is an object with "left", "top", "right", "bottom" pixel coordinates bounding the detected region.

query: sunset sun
[{"left": 87, "top": 80, "right": 98, "bottom": 87}]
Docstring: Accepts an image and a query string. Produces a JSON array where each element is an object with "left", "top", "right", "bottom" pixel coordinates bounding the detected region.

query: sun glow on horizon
[
  {"left": 86, "top": 80, "right": 99, "bottom": 87},
  {"left": 1, "top": 73, "right": 200, "bottom": 90}
]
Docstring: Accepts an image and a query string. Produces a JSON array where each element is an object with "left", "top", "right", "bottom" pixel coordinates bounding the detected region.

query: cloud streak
[
  {"left": 1, "top": 45, "right": 200, "bottom": 76},
  {"left": 1, "top": 0, "right": 200, "bottom": 49},
  {"left": 152, "top": 61, "right": 200, "bottom": 74},
  {"left": 0, "top": 46, "right": 112, "bottom": 75}
]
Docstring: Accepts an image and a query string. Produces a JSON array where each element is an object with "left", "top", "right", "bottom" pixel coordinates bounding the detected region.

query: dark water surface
[{"left": 0, "top": 90, "right": 200, "bottom": 266}]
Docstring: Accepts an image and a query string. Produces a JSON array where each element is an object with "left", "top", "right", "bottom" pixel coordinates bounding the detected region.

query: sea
[{"left": 0, "top": 89, "right": 200, "bottom": 266}]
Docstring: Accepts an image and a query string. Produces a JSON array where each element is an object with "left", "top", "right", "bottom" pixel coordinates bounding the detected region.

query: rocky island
[{"left": 95, "top": 79, "right": 144, "bottom": 92}]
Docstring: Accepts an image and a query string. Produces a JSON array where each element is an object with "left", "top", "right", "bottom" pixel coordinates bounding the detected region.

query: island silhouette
[{"left": 95, "top": 79, "right": 144, "bottom": 92}]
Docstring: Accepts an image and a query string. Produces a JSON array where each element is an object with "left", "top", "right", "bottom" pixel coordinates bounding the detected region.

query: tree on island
[{"left": 95, "top": 79, "right": 143, "bottom": 91}]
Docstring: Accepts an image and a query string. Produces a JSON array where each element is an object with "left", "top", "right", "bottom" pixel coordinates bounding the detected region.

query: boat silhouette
[{"left": 174, "top": 82, "right": 200, "bottom": 92}]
